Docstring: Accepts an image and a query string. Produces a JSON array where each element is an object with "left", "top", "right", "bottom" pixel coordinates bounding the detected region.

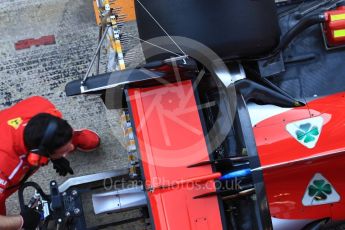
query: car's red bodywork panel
[
  {"left": 254, "top": 92, "right": 345, "bottom": 220},
  {"left": 128, "top": 80, "right": 223, "bottom": 229}
]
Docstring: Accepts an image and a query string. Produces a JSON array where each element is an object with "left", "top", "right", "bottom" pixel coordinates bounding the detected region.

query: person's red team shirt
[{"left": 0, "top": 96, "right": 62, "bottom": 215}]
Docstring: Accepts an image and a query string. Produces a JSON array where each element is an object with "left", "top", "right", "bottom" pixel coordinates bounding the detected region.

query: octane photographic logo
[
  {"left": 103, "top": 176, "right": 243, "bottom": 192},
  {"left": 104, "top": 36, "right": 237, "bottom": 168}
]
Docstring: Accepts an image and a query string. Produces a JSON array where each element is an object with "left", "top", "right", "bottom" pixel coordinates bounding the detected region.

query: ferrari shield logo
[
  {"left": 302, "top": 173, "right": 340, "bottom": 206},
  {"left": 7, "top": 117, "right": 23, "bottom": 129},
  {"left": 286, "top": 116, "right": 323, "bottom": 149}
]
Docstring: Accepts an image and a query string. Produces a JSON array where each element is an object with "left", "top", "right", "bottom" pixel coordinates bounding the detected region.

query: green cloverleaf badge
[
  {"left": 302, "top": 173, "right": 340, "bottom": 206},
  {"left": 295, "top": 123, "right": 319, "bottom": 144},
  {"left": 286, "top": 117, "right": 323, "bottom": 149},
  {"left": 308, "top": 179, "right": 332, "bottom": 201}
]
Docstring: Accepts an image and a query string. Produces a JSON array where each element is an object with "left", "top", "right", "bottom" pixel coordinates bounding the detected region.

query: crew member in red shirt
[{"left": 0, "top": 96, "right": 100, "bottom": 230}]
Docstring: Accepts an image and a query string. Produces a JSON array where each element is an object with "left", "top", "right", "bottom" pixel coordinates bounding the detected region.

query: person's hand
[
  {"left": 51, "top": 157, "right": 74, "bottom": 176},
  {"left": 20, "top": 207, "right": 40, "bottom": 230}
]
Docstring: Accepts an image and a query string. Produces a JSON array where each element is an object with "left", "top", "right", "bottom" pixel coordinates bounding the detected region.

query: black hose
[
  {"left": 274, "top": 14, "right": 326, "bottom": 54},
  {"left": 243, "top": 13, "right": 326, "bottom": 62},
  {"left": 234, "top": 79, "right": 304, "bottom": 108}
]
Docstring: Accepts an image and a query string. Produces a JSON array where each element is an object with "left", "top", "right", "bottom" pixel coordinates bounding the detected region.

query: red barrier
[{"left": 15, "top": 35, "right": 56, "bottom": 50}]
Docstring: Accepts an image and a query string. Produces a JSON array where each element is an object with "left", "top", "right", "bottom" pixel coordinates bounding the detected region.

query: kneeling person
[{"left": 0, "top": 96, "right": 100, "bottom": 230}]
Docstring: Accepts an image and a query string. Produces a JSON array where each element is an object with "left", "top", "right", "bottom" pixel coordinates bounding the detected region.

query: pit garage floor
[{"left": 0, "top": 0, "right": 144, "bottom": 226}]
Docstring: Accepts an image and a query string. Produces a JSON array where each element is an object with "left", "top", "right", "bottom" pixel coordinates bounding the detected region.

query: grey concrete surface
[{"left": 0, "top": 0, "right": 144, "bottom": 227}]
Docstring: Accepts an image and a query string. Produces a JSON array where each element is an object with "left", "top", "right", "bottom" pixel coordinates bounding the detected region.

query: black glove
[
  {"left": 20, "top": 207, "right": 40, "bottom": 230},
  {"left": 51, "top": 157, "right": 74, "bottom": 176}
]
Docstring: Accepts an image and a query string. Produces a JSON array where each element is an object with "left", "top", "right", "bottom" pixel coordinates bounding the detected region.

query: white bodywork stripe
[
  {"left": 247, "top": 103, "right": 292, "bottom": 127},
  {"left": 252, "top": 148, "right": 345, "bottom": 172}
]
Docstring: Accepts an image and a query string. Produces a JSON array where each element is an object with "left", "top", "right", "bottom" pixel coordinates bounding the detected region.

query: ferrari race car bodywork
[
  {"left": 124, "top": 79, "right": 345, "bottom": 229},
  {"left": 127, "top": 81, "right": 224, "bottom": 229},
  {"left": 251, "top": 94, "right": 345, "bottom": 220}
]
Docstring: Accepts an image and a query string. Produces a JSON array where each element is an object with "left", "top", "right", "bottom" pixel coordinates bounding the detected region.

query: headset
[{"left": 27, "top": 120, "right": 58, "bottom": 167}]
